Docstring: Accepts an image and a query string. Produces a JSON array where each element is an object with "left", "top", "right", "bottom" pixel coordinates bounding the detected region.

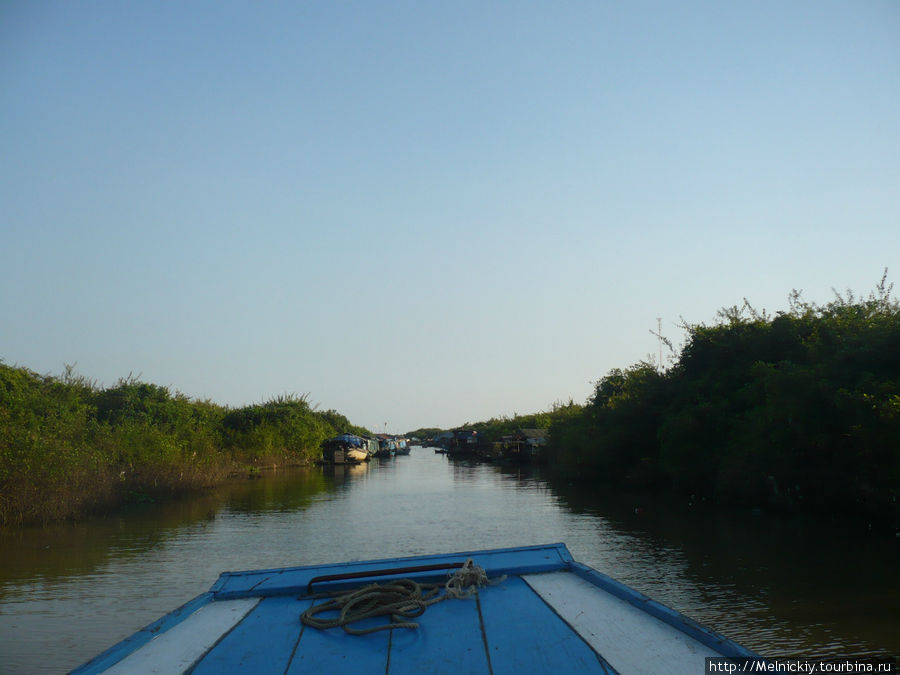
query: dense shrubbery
[
  {"left": 546, "top": 275, "right": 900, "bottom": 522},
  {"left": 6, "top": 276, "right": 897, "bottom": 526},
  {"left": 0, "top": 366, "right": 366, "bottom": 526}
]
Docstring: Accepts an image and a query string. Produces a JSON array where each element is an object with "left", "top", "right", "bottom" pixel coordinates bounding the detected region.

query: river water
[{"left": 0, "top": 448, "right": 896, "bottom": 673}]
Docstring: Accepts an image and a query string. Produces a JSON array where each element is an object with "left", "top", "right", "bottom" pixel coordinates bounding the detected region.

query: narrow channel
[{"left": 0, "top": 449, "right": 895, "bottom": 673}]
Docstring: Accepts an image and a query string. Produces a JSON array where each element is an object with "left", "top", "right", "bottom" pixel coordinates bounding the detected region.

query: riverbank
[
  {"left": 0, "top": 451, "right": 313, "bottom": 527},
  {"left": 0, "top": 362, "right": 369, "bottom": 527},
  {"left": 541, "top": 283, "right": 900, "bottom": 527}
]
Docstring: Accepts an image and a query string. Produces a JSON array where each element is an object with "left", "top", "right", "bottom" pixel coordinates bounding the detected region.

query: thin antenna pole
[{"left": 657, "top": 317, "right": 663, "bottom": 371}]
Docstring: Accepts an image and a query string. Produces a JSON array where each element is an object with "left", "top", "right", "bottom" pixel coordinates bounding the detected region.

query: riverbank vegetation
[
  {"left": 6, "top": 276, "right": 897, "bottom": 527},
  {"left": 421, "top": 275, "right": 898, "bottom": 525},
  {"left": 0, "top": 366, "right": 368, "bottom": 526},
  {"left": 406, "top": 401, "right": 584, "bottom": 446},
  {"left": 545, "top": 275, "right": 899, "bottom": 524}
]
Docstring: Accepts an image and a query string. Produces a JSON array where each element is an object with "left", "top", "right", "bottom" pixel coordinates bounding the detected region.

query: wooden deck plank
[
  {"left": 387, "top": 592, "right": 490, "bottom": 674},
  {"left": 101, "top": 598, "right": 260, "bottom": 674},
  {"left": 286, "top": 611, "right": 391, "bottom": 674},
  {"left": 477, "top": 576, "right": 616, "bottom": 674},
  {"left": 523, "top": 572, "right": 723, "bottom": 675},
  {"left": 191, "top": 595, "right": 308, "bottom": 674}
]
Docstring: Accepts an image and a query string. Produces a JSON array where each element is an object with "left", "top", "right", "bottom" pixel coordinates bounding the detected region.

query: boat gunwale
[
  {"left": 70, "top": 592, "right": 215, "bottom": 674},
  {"left": 210, "top": 541, "right": 574, "bottom": 599}
]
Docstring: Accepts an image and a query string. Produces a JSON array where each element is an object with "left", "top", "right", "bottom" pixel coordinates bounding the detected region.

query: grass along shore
[{"left": 0, "top": 364, "right": 368, "bottom": 526}]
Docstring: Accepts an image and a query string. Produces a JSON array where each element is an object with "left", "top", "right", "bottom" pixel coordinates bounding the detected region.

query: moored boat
[
  {"left": 320, "top": 433, "right": 376, "bottom": 464},
  {"left": 72, "top": 543, "right": 760, "bottom": 674},
  {"left": 498, "top": 428, "right": 548, "bottom": 463},
  {"left": 448, "top": 428, "right": 500, "bottom": 461},
  {"left": 446, "top": 427, "right": 480, "bottom": 458},
  {"left": 374, "top": 435, "right": 395, "bottom": 457}
]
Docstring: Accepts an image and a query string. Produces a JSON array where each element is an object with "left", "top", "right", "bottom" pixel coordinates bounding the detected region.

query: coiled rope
[{"left": 300, "top": 559, "right": 505, "bottom": 635}]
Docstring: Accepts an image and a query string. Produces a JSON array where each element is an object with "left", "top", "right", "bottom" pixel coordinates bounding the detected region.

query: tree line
[
  {"left": 0, "top": 366, "right": 367, "bottom": 526},
  {"left": 405, "top": 403, "right": 584, "bottom": 446},
  {"left": 416, "top": 274, "right": 898, "bottom": 525},
  {"left": 5, "top": 276, "right": 897, "bottom": 526},
  {"left": 544, "top": 275, "right": 899, "bottom": 524}
]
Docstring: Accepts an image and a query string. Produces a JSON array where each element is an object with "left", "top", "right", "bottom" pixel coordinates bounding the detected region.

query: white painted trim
[
  {"left": 102, "top": 598, "right": 260, "bottom": 674},
  {"left": 523, "top": 572, "right": 724, "bottom": 675}
]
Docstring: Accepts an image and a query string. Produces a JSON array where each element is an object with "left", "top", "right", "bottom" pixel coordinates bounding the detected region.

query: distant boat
[
  {"left": 374, "top": 435, "right": 410, "bottom": 457},
  {"left": 447, "top": 428, "right": 480, "bottom": 457},
  {"left": 430, "top": 432, "right": 454, "bottom": 452},
  {"left": 374, "top": 436, "right": 395, "bottom": 458},
  {"left": 320, "top": 434, "right": 375, "bottom": 464},
  {"left": 72, "top": 543, "right": 761, "bottom": 674},
  {"left": 447, "top": 428, "right": 498, "bottom": 460},
  {"left": 498, "top": 428, "right": 548, "bottom": 463}
]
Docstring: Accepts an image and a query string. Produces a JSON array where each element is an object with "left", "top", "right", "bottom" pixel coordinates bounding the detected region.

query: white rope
[{"left": 444, "top": 558, "right": 506, "bottom": 599}]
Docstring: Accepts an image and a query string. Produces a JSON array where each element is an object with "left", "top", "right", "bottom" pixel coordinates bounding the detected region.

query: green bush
[
  {"left": 546, "top": 274, "right": 900, "bottom": 522},
  {"left": 0, "top": 364, "right": 364, "bottom": 525}
]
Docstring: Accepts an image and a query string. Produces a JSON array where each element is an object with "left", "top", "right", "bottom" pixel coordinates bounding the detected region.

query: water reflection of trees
[
  {"left": 542, "top": 473, "right": 899, "bottom": 659},
  {"left": 224, "top": 467, "right": 333, "bottom": 513},
  {"left": 0, "top": 467, "right": 337, "bottom": 589}
]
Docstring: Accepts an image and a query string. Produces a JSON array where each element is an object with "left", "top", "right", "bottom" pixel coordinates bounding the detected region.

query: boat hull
[
  {"left": 320, "top": 434, "right": 374, "bottom": 464},
  {"left": 72, "top": 543, "right": 760, "bottom": 674}
]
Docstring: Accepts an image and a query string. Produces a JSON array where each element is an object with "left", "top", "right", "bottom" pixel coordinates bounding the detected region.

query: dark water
[{"left": 0, "top": 449, "right": 896, "bottom": 672}]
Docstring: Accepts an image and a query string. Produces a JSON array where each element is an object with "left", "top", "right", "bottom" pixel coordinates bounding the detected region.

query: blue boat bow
[{"left": 72, "top": 543, "right": 759, "bottom": 674}]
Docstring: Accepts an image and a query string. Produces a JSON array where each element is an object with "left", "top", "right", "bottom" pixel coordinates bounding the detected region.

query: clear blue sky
[{"left": 2, "top": 1, "right": 898, "bottom": 433}]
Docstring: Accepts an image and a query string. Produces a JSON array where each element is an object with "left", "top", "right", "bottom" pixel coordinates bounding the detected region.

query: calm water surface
[{"left": 0, "top": 449, "right": 896, "bottom": 672}]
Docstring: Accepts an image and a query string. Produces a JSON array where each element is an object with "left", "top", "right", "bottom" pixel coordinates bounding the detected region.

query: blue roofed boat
[
  {"left": 72, "top": 543, "right": 759, "bottom": 674},
  {"left": 320, "top": 433, "right": 377, "bottom": 464}
]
